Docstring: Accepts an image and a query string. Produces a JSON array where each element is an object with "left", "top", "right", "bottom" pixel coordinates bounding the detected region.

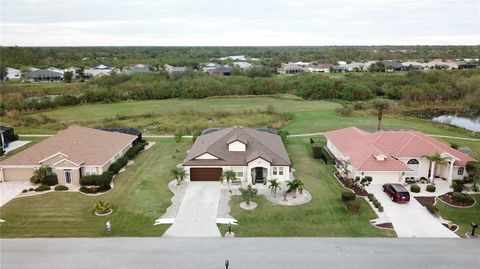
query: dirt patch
[
  {"left": 376, "top": 223, "right": 394, "bottom": 229},
  {"left": 438, "top": 192, "right": 475, "bottom": 207},
  {"left": 335, "top": 172, "right": 368, "bottom": 196},
  {"left": 414, "top": 196, "right": 436, "bottom": 206}
]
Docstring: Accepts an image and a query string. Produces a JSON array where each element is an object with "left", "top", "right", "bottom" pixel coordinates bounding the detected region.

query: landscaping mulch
[
  {"left": 439, "top": 192, "right": 475, "bottom": 207},
  {"left": 442, "top": 223, "right": 458, "bottom": 232},
  {"left": 376, "top": 223, "right": 394, "bottom": 229},
  {"left": 414, "top": 196, "right": 436, "bottom": 206},
  {"left": 335, "top": 172, "right": 368, "bottom": 196}
]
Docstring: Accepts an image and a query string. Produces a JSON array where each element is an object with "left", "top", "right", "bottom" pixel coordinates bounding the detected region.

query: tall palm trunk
[{"left": 377, "top": 110, "right": 383, "bottom": 130}]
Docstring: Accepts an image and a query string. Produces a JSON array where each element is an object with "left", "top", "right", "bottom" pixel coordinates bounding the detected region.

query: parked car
[{"left": 382, "top": 183, "right": 410, "bottom": 202}]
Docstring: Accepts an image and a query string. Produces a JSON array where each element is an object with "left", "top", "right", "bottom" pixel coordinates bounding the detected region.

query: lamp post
[{"left": 471, "top": 223, "right": 478, "bottom": 236}]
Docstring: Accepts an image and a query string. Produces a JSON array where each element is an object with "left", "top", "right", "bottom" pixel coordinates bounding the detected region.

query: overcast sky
[{"left": 1, "top": 0, "right": 479, "bottom": 46}]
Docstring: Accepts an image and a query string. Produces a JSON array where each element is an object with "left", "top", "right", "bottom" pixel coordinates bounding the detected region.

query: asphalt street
[{"left": 1, "top": 238, "right": 479, "bottom": 269}]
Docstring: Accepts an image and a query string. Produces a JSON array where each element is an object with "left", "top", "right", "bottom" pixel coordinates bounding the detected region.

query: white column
[
  {"left": 430, "top": 161, "right": 436, "bottom": 181},
  {"left": 448, "top": 161, "right": 454, "bottom": 181}
]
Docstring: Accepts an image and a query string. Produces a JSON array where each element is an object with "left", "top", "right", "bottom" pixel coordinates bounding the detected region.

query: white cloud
[{"left": 0, "top": 0, "right": 478, "bottom": 45}]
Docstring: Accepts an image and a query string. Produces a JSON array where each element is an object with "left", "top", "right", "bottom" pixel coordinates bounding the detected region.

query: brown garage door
[{"left": 190, "top": 168, "right": 223, "bottom": 181}]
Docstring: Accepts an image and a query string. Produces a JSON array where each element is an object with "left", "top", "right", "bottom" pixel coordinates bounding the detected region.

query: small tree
[
  {"left": 220, "top": 169, "right": 236, "bottom": 193},
  {"left": 64, "top": 71, "right": 73, "bottom": 83},
  {"left": 287, "top": 179, "right": 302, "bottom": 198},
  {"left": 370, "top": 98, "right": 392, "bottom": 130},
  {"left": 268, "top": 179, "right": 281, "bottom": 197},
  {"left": 239, "top": 184, "right": 258, "bottom": 206},
  {"left": 339, "top": 159, "right": 351, "bottom": 179},
  {"left": 171, "top": 168, "right": 188, "bottom": 185},
  {"left": 30, "top": 166, "right": 54, "bottom": 184},
  {"left": 174, "top": 133, "right": 183, "bottom": 143}
]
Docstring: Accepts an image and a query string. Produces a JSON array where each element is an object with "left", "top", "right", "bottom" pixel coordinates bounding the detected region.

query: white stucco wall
[
  {"left": 228, "top": 141, "right": 246, "bottom": 152},
  {"left": 397, "top": 157, "right": 430, "bottom": 178},
  {"left": 354, "top": 171, "right": 404, "bottom": 184},
  {"left": 326, "top": 139, "right": 344, "bottom": 161}
]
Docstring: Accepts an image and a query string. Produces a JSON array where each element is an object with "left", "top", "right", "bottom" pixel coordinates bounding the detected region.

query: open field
[
  {"left": 0, "top": 138, "right": 187, "bottom": 237},
  {"left": 219, "top": 137, "right": 395, "bottom": 237}
]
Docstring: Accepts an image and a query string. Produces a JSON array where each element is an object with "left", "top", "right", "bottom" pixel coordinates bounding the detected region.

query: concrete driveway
[
  {"left": 367, "top": 184, "right": 458, "bottom": 238},
  {"left": 0, "top": 181, "right": 34, "bottom": 207},
  {"left": 163, "top": 182, "right": 221, "bottom": 237}
]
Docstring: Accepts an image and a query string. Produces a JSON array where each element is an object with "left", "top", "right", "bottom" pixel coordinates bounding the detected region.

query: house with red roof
[{"left": 324, "top": 127, "right": 476, "bottom": 184}]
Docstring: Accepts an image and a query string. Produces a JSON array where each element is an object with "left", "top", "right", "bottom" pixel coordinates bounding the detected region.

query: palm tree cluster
[
  {"left": 171, "top": 168, "right": 188, "bottom": 185},
  {"left": 286, "top": 179, "right": 304, "bottom": 198}
]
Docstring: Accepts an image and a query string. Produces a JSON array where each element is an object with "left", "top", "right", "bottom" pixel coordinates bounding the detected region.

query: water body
[{"left": 432, "top": 115, "right": 480, "bottom": 132}]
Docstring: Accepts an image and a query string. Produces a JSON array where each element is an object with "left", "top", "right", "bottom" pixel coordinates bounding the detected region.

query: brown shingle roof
[
  {"left": 1, "top": 126, "right": 137, "bottom": 166},
  {"left": 183, "top": 127, "right": 291, "bottom": 166}
]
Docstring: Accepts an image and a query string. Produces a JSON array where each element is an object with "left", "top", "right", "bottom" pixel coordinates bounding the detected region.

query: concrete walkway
[
  {"left": 163, "top": 182, "right": 221, "bottom": 237},
  {"left": 367, "top": 185, "right": 458, "bottom": 238}
]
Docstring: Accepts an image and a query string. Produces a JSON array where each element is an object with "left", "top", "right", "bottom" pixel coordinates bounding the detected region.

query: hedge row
[
  {"left": 312, "top": 146, "right": 334, "bottom": 165},
  {"left": 79, "top": 140, "right": 147, "bottom": 193}
]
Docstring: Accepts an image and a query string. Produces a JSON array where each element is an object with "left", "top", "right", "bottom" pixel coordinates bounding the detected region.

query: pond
[{"left": 432, "top": 115, "right": 480, "bottom": 132}]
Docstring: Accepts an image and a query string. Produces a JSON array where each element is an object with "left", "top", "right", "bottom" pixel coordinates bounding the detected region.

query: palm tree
[
  {"left": 423, "top": 152, "right": 451, "bottom": 184},
  {"left": 171, "top": 168, "right": 188, "bottom": 185},
  {"left": 287, "top": 179, "right": 301, "bottom": 198},
  {"left": 220, "top": 170, "right": 237, "bottom": 193},
  {"left": 268, "top": 179, "right": 281, "bottom": 198},
  {"left": 371, "top": 98, "right": 392, "bottom": 130},
  {"left": 340, "top": 159, "right": 351, "bottom": 179},
  {"left": 239, "top": 184, "right": 258, "bottom": 206},
  {"left": 30, "top": 166, "right": 54, "bottom": 184}
]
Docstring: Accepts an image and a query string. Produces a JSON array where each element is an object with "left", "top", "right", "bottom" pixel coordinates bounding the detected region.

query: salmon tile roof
[
  {"left": 324, "top": 127, "right": 476, "bottom": 171},
  {"left": 1, "top": 126, "right": 137, "bottom": 166}
]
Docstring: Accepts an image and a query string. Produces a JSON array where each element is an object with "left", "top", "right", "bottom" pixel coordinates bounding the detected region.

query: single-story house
[
  {"left": 207, "top": 67, "right": 231, "bottom": 76},
  {"left": 324, "top": 127, "right": 476, "bottom": 184},
  {"left": 183, "top": 126, "right": 292, "bottom": 184},
  {"left": 278, "top": 63, "right": 306, "bottom": 74},
  {"left": 0, "top": 126, "right": 17, "bottom": 148},
  {"left": 0, "top": 126, "right": 137, "bottom": 185},
  {"left": 164, "top": 64, "right": 187, "bottom": 74},
  {"left": 5, "top": 67, "right": 21, "bottom": 80},
  {"left": 233, "top": 62, "right": 253, "bottom": 71},
  {"left": 24, "top": 69, "right": 63, "bottom": 82}
]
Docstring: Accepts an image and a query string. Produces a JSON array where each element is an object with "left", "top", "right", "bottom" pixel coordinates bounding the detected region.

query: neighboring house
[
  {"left": 202, "top": 62, "right": 221, "bottom": 72},
  {"left": 278, "top": 63, "right": 306, "bottom": 74},
  {"left": 233, "top": 62, "right": 252, "bottom": 71},
  {"left": 91, "top": 64, "right": 113, "bottom": 70},
  {"left": 5, "top": 67, "right": 21, "bottom": 80},
  {"left": 24, "top": 69, "right": 63, "bottom": 82},
  {"left": 207, "top": 66, "right": 231, "bottom": 76},
  {"left": 219, "top": 55, "right": 247, "bottom": 61},
  {"left": 456, "top": 61, "right": 477, "bottom": 69},
  {"left": 47, "top": 67, "right": 64, "bottom": 75},
  {"left": 164, "top": 64, "right": 187, "bottom": 74},
  {"left": 0, "top": 126, "right": 17, "bottom": 148},
  {"left": 330, "top": 65, "right": 348, "bottom": 73},
  {"left": 0, "top": 126, "right": 137, "bottom": 185},
  {"left": 126, "top": 64, "right": 150, "bottom": 76},
  {"left": 182, "top": 126, "right": 292, "bottom": 184},
  {"left": 324, "top": 127, "right": 476, "bottom": 184},
  {"left": 426, "top": 60, "right": 452, "bottom": 70},
  {"left": 384, "top": 61, "right": 404, "bottom": 72},
  {"left": 346, "top": 62, "right": 368, "bottom": 72},
  {"left": 307, "top": 64, "right": 332, "bottom": 73},
  {"left": 401, "top": 61, "right": 426, "bottom": 70},
  {"left": 84, "top": 64, "right": 114, "bottom": 78}
]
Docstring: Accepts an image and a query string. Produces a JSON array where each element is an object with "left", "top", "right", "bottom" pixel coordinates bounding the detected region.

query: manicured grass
[
  {"left": 0, "top": 138, "right": 188, "bottom": 238},
  {"left": 435, "top": 194, "right": 480, "bottom": 237},
  {"left": 219, "top": 138, "right": 395, "bottom": 237}
]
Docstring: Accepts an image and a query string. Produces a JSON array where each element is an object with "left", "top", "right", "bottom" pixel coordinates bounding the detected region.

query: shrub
[
  {"left": 97, "top": 184, "right": 112, "bottom": 193},
  {"left": 54, "top": 185, "right": 69, "bottom": 191},
  {"left": 451, "top": 192, "right": 474, "bottom": 203},
  {"left": 125, "top": 141, "right": 147, "bottom": 159},
  {"left": 373, "top": 201, "right": 381, "bottom": 208},
  {"left": 341, "top": 191, "right": 356, "bottom": 202},
  {"left": 345, "top": 200, "right": 361, "bottom": 214},
  {"left": 79, "top": 186, "right": 98, "bottom": 194},
  {"left": 41, "top": 174, "right": 58, "bottom": 186},
  {"left": 410, "top": 184, "right": 420, "bottom": 193},
  {"left": 451, "top": 180, "right": 464, "bottom": 193},
  {"left": 426, "top": 203, "right": 439, "bottom": 215},
  {"left": 28, "top": 188, "right": 34, "bottom": 191},
  {"left": 93, "top": 200, "right": 112, "bottom": 215},
  {"left": 34, "top": 184, "right": 51, "bottom": 192},
  {"left": 426, "top": 184, "right": 436, "bottom": 193},
  {"left": 239, "top": 184, "right": 258, "bottom": 205},
  {"left": 312, "top": 146, "right": 322, "bottom": 159},
  {"left": 22, "top": 189, "right": 27, "bottom": 193},
  {"left": 80, "top": 172, "right": 113, "bottom": 186},
  {"left": 378, "top": 206, "right": 384, "bottom": 212},
  {"left": 367, "top": 193, "right": 374, "bottom": 201}
]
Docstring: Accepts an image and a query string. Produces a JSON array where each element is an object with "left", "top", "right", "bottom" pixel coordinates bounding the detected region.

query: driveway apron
[
  {"left": 367, "top": 184, "right": 458, "bottom": 238},
  {"left": 163, "top": 182, "right": 221, "bottom": 237},
  {"left": 0, "top": 182, "right": 34, "bottom": 207}
]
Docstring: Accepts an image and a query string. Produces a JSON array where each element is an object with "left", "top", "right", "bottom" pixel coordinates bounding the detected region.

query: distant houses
[
  {"left": 164, "top": 64, "right": 187, "bottom": 74},
  {"left": 5, "top": 67, "right": 21, "bottom": 81},
  {"left": 24, "top": 69, "right": 63, "bottom": 82}
]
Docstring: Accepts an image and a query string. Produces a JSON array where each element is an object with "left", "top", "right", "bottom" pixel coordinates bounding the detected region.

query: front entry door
[
  {"left": 255, "top": 167, "right": 263, "bottom": 183},
  {"left": 64, "top": 170, "right": 72, "bottom": 184}
]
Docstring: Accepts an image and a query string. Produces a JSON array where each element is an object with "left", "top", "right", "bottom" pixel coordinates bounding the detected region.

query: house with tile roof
[
  {"left": 0, "top": 126, "right": 137, "bottom": 186},
  {"left": 324, "top": 127, "right": 476, "bottom": 184},
  {"left": 183, "top": 126, "right": 292, "bottom": 184}
]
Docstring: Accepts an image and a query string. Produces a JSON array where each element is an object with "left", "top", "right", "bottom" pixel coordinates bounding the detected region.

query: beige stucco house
[
  {"left": 0, "top": 126, "right": 137, "bottom": 186},
  {"left": 183, "top": 126, "right": 292, "bottom": 184}
]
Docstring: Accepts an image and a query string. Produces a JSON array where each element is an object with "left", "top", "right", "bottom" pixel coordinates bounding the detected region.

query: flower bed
[
  {"left": 335, "top": 172, "right": 368, "bottom": 196},
  {"left": 375, "top": 222, "right": 394, "bottom": 229},
  {"left": 438, "top": 192, "right": 475, "bottom": 207},
  {"left": 414, "top": 196, "right": 436, "bottom": 206}
]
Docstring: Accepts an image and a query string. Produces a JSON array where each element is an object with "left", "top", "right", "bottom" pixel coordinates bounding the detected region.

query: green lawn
[
  {"left": 0, "top": 138, "right": 188, "bottom": 238},
  {"left": 435, "top": 194, "right": 480, "bottom": 237},
  {"left": 219, "top": 138, "right": 395, "bottom": 237}
]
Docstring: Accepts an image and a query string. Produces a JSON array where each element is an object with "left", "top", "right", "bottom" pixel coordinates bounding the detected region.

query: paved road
[
  {"left": 163, "top": 182, "right": 221, "bottom": 237},
  {"left": 368, "top": 185, "right": 458, "bottom": 238},
  {"left": 1, "top": 238, "right": 478, "bottom": 269}
]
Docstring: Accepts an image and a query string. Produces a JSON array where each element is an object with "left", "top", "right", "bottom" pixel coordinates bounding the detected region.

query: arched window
[
  {"left": 407, "top": 159, "right": 419, "bottom": 164},
  {"left": 458, "top": 167, "right": 464, "bottom": 176}
]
